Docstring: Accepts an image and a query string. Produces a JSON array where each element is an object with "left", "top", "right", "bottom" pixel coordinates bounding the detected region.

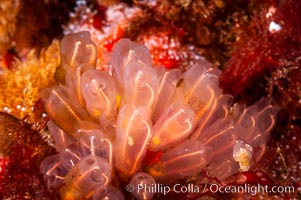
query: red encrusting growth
[
  {"left": 92, "top": 5, "right": 107, "bottom": 30},
  {"left": 219, "top": 1, "right": 301, "bottom": 198},
  {"left": 157, "top": 55, "right": 179, "bottom": 69},
  {"left": 0, "top": 112, "right": 58, "bottom": 199},
  {"left": 1, "top": 49, "right": 18, "bottom": 69},
  {"left": 143, "top": 150, "right": 163, "bottom": 165},
  {"left": 103, "top": 27, "right": 125, "bottom": 52},
  {"left": 219, "top": 0, "right": 301, "bottom": 104}
]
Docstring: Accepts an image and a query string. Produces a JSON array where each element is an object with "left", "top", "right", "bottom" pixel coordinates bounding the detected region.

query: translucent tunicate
[
  {"left": 47, "top": 120, "right": 76, "bottom": 152},
  {"left": 148, "top": 139, "right": 211, "bottom": 183},
  {"left": 206, "top": 155, "right": 238, "bottom": 180},
  {"left": 59, "top": 145, "right": 83, "bottom": 171},
  {"left": 40, "top": 154, "right": 67, "bottom": 188},
  {"left": 81, "top": 69, "right": 117, "bottom": 119},
  {"left": 233, "top": 97, "right": 279, "bottom": 141},
  {"left": 129, "top": 172, "right": 156, "bottom": 200},
  {"left": 123, "top": 60, "right": 158, "bottom": 108},
  {"left": 232, "top": 97, "right": 280, "bottom": 161},
  {"left": 251, "top": 98, "right": 280, "bottom": 133},
  {"left": 60, "top": 31, "right": 98, "bottom": 69},
  {"left": 152, "top": 67, "right": 182, "bottom": 121},
  {"left": 247, "top": 132, "right": 270, "bottom": 162},
  {"left": 149, "top": 102, "right": 196, "bottom": 151},
  {"left": 65, "top": 63, "right": 95, "bottom": 107},
  {"left": 79, "top": 130, "right": 113, "bottom": 166},
  {"left": 114, "top": 104, "right": 152, "bottom": 176},
  {"left": 60, "top": 155, "right": 111, "bottom": 200},
  {"left": 41, "top": 85, "right": 92, "bottom": 134},
  {"left": 199, "top": 118, "right": 236, "bottom": 157},
  {"left": 192, "top": 94, "right": 233, "bottom": 139},
  {"left": 111, "top": 38, "right": 153, "bottom": 86},
  {"left": 183, "top": 62, "right": 222, "bottom": 106}
]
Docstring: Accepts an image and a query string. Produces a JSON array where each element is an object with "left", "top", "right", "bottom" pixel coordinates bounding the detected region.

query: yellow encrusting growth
[
  {"left": 0, "top": 40, "right": 60, "bottom": 119},
  {"left": 0, "top": 0, "right": 21, "bottom": 53},
  {"left": 233, "top": 144, "right": 253, "bottom": 172}
]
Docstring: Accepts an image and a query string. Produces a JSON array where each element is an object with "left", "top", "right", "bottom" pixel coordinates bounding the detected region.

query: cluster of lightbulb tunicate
[{"left": 40, "top": 31, "right": 279, "bottom": 200}]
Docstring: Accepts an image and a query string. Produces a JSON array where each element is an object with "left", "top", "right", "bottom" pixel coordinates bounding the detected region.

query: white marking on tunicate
[
  {"left": 85, "top": 44, "right": 96, "bottom": 63},
  {"left": 145, "top": 83, "right": 155, "bottom": 108},
  {"left": 101, "top": 173, "right": 110, "bottom": 185},
  {"left": 126, "top": 50, "right": 136, "bottom": 66},
  {"left": 101, "top": 138, "right": 113, "bottom": 166},
  {"left": 70, "top": 159, "right": 75, "bottom": 167},
  {"left": 56, "top": 176, "right": 65, "bottom": 180},
  {"left": 70, "top": 41, "right": 81, "bottom": 67},
  {"left": 90, "top": 136, "right": 96, "bottom": 156},
  {"left": 65, "top": 148, "right": 81, "bottom": 160},
  {"left": 46, "top": 163, "right": 61, "bottom": 176},
  {"left": 128, "top": 120, "right": 152, "bottom": 175}
]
